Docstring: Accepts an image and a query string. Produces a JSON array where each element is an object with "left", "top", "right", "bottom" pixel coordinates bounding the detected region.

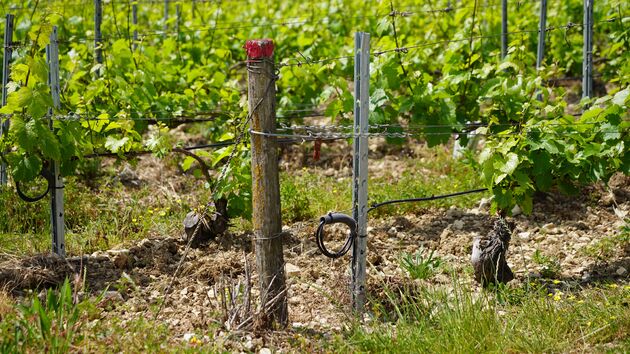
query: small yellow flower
[
  {"left": 608, "top": 284, "right": 618, "bottom": 289},
  {"left": 587, "top": 321, "right": 592, "bottom": 327},
  {"left": 159, "top": 211, "right": 166, "bottom": 217},
  {"left": 610, "top": 316, "right": 617, "bottom": 321},
  {"left": 148, "top": 209, "right": 154, "bottom": 214},
  {"left": 176, "top": 199, "right": 182, "bottom": 204},
  {"left": 577, "top": 300, "right": 585, "bottom": 304},
  {"left": 568, "top": 295, "right": 576, "bottom": 301},
  {"left": 552, "top": 279, "right": 561, "bottom": 284},
  {"left": 132, "top": 218, "right": 137, "bottom": 223},
  {"left": 553, "top": 291, "right": 563, "bottom": 301}
]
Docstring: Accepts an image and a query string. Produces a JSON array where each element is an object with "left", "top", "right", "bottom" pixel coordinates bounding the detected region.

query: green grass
[
  {"left": 2, "top": 274, "right": 627, "bottom": 353},
  {"left": 339, "top": 277, "right": 630, "bottom": 353},
  {"left": 0, "top": 174, "right": 201, "bottom": 256},
  {"left": 280, "top": 144, "right": 488, "bottom": 223},
  {"left": 0, "top": 143, "right": 485, "bottom": 256}
]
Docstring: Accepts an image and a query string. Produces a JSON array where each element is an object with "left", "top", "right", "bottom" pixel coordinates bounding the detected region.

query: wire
[{"left": 368, "top": 188, "right": 488, "bottom": 212}]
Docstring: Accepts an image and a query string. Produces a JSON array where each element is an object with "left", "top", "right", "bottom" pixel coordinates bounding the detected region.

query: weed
[
  {"left": 280, "top": 178, "right": 315, "bottom": 222},
  {"left": 399, "top": 248, "right": 442, "bottom": 280},
  {"left": 584, "top": 220, "right": 630, "bottom": 259},
  {"left": 532, "top": 249, "right": 562, "bottom": 278},
  {"left": 1, "top": 279, "right": 81, "bottom": 353}
]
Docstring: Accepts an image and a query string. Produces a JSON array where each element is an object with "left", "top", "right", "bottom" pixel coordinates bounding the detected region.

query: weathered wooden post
[{"left": 245, "top": 39, "right": 287, "bottom": 328}]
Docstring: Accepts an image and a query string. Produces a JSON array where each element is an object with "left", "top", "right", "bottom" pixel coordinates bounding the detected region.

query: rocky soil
[{"left": 0, "top": 144, "right": 628, "bottom": 351}]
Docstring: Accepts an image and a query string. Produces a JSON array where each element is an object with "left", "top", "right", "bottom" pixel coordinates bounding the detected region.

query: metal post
[
  {"left": 536, "top": 0, "right": 547, "bottom": 101},
  {"left": 164, "top": 0, "right": 169, "bottom": 31},
  {"left": 352, "top": 32, "right": 370, "bottom": 314},
  {"left": 1, "top": 14, "right": 15, "bottom": 186},
  {"left": 245, "top": 39, "right": 287, "bottom": 328},
  {"left": 94, "top": 0, "right": 103, "bottom": 69},
  {"left": 132, "top": 2, "right": 138, "bottom": 51},
  {"left": 582, "top": 0, "right": 593, "bottom": 99},
  {"left": 46, "top": 27, "right": 65, "bottom": 257},
  {"left": 176, "top": 4, "right": 180, "bottom": 36},
  {"left": 501, "top": 0, "right": 508, "bottom": 59}
]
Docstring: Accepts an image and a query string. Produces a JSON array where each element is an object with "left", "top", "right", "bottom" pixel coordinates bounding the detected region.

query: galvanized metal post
[
  {"left": 164, "top": 0, "right": 169, "bottom": 31},
  {"left": 501, "top": 0, "right": 508, "bottom": 59},
  {"left": 46, "top": 27, "right": 65, "bottom": 257},
  {"left": 175, "top": 4, "right": 180, "bottom": 36},
  {"left": 94, "top": 0, "right": 103, "bottom": 69},
  {"left": 536, "top": 0, "right": 547, "bottom": 101},
  {"left": 132, "top": 2, "right": 138, "bottom": 51},
  {"left": 1, "top": 14, "right": 15, "bottom": 186},
  {"left": 352, "top": 32, "right": 370, "bottom": 314},
  {"left": 582, "top": 0, "right": 593, "bottom": 99}
]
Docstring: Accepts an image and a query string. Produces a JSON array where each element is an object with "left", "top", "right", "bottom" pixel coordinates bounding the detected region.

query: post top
[{"left": 244, "top": 39, "right": 274, "bottom": 59}]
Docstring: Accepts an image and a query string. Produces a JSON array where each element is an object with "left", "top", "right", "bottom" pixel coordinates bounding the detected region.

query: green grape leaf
[{"left": 8, "top": 153, "right": 42, "bottom": 182}]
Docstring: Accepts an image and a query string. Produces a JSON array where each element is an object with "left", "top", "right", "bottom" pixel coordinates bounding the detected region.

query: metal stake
[
  {"left": 132, "top": 3, "right": 138, "bottom": 51},
  {"left": 536, "top": 0, "right": 547, "bottom": 101},
  {"left": 164, "top": 0, "right": 169, "bottom": 31},
  {"left": 176, "top": 4, "right": 180, "bottom": 37},
  {"left": 1, "top": 14, "right": 15, "bottom": 186},
  {"left": 94, "top": 0, "right": 103, "bottom": 70},
  {"left": 352, "top": 32, "right": 370, "bottom": 314},
  {"left": 582, "top": 0, "right": 593, "bottom": 99},
  {"left": 501, "top": 0, "right": 508, "bottom": 59},
  {"left": 46, "top": 27, "right": 65, "bottom": 257}
]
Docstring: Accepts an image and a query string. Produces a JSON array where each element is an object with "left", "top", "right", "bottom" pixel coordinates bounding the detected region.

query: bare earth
[{"left": 0, "top": 153, "right": 628, "bottom": 351}]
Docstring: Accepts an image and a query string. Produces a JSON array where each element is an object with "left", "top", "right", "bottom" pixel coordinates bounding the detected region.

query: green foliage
[
  {"left": 280, "top": 177, "right": 315, "bottom": 222},
  {"left": 0, "top": 0, "right": 628, "bottom": 220},
  {"left": 399, "top": 248, "right": 442, "bottom": 280},
  {"left": 1, "top": 279, "right": 81, "bottom": 353},
  {"left": 488, "top": 89, "right": 628, "bottom": 213},
  {"left": 532, "top": 249, "right": 562, "bottom": 278}
]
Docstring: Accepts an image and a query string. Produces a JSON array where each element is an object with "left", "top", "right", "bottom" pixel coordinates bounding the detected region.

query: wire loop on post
[{"left": 315, "top": 213, "right": 356, "bottom": 259}]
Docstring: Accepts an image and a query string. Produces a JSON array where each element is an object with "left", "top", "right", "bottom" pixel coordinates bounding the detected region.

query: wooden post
[
  {"left": 245, "top": 39, "right": 287, "bottom": 328},
  {"left": 1, "top": 14, "right": 15, "bottom": 186}
]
